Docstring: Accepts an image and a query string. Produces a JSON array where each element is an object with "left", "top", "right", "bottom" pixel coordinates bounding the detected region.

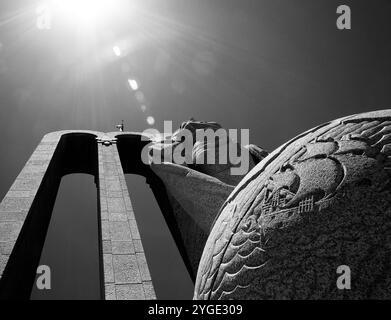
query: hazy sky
[{"left": 1, "top": 0, "right": 391, "bottom": 299}]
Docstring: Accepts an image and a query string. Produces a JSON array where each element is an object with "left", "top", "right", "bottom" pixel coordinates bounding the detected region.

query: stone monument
[
  {"left": 0, "top": 131, "right": 157, "bottom": 300},
  {"left": 194, "top": 109, "right": 391, "bottom": 299},
  {"left": 1, "top": 110, "right": 391, "bottom": 299}
]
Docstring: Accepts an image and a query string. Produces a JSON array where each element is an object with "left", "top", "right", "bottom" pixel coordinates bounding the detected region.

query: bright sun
[
  {"left": 56, "top": 0, "right": 115, "bottom": 24},
  {"left": 37, "top": 0, "right": 128, "bottom": 30}
]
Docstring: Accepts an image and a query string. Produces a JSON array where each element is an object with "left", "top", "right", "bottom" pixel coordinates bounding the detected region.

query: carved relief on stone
[{"left": 195, "top": 110, "right": 391, "bottom": 300}]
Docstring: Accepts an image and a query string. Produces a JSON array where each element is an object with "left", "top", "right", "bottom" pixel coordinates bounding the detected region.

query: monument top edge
[{"left": 41, "top": 130, "right": 153, "bottom": 142}]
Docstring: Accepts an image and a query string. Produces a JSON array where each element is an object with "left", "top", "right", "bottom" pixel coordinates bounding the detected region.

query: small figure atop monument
[{"left": 116, "top": 120, "right": 124, "bottom": 132}]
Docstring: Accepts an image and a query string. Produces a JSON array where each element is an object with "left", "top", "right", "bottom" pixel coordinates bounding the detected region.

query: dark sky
[{"left": 1, "top": 0, "right": 391, "bottom": 299}]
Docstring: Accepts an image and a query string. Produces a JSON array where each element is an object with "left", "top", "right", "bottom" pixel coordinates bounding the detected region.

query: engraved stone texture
[{"left": 195, "top": 109, "right": 391, "bottom": 300}]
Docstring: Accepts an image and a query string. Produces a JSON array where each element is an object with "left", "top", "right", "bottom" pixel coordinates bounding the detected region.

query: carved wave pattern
[{"left": 194, "top": 111, "right": 391, "bottom": 300}]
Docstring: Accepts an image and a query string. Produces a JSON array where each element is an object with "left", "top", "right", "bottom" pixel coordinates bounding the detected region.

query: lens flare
[
  {"left": 113, "top": 46, "right": 121, "bottom": 57},
  {"left": 146, "top": 116, "right": 155, "bottom": 126},
  {"left": 128, "top": 79, "right": 139, "bottom": 91}
]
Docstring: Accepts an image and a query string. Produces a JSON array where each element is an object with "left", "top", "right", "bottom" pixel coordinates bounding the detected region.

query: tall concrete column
[
  {"left": 97, "top": 137, "right": 155, "bottom": 300},
  {"left": 0, "top": 133, "right": 61, "bottom": 299},
  {"left": 0, "top": 130, "right": 156, "bottom": 300}
]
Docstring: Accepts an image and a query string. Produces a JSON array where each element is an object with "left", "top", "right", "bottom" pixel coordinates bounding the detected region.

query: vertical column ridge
[{"left": 98, "top": 141, "right": 156, "bottom": 300}]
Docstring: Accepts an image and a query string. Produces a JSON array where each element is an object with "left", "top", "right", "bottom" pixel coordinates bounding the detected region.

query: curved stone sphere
[{"left": 194, "top": 110, "right": 391, "bottom": 299}]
